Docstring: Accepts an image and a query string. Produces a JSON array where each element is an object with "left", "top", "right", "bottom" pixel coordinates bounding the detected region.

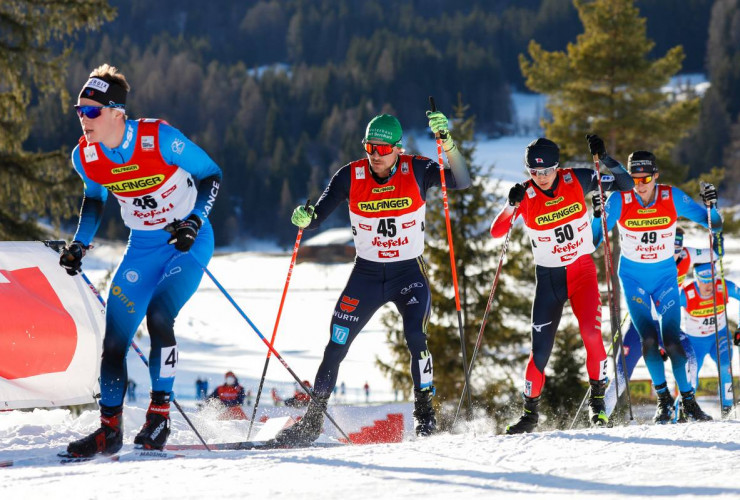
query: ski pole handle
[{"left": 428, "top": 96, "right": 448, "bottom": 140}]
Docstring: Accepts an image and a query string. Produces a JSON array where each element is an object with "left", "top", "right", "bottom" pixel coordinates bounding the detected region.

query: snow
[{"left": 2, "top": 407, "right": 740, "bottom": 499}]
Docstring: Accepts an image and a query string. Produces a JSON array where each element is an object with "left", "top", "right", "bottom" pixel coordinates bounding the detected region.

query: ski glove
[
  {"left": 59, "top": 241, "right": 88, "bottom": 276},
  {"left": 426, "top": 111, "right": 454, "bottom": 151},
  {"left": 291, "top": 204, "right": 316, "bottom": 229},
  {"left": 700, "top": 182, "right": 718, "bottom": 205},
  {"left": 591, "top": 193, "right": 602, "bottom": 218},
  {"left": 586, "top": 134, "right": 607, "bottom": 159},
  {"left": 734, "top": 327, "right": 740, "bottom": 347},
  {"left": 165, "top": 214, "right": 202, "bottom": 252},
  {"left": 508, "top": 184, "right": 525, "bottom": 207}
]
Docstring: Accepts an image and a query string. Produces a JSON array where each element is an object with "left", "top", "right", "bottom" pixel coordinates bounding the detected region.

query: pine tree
[
  {"left": 0, "top": 1, "right": 115, "bottom": 239},
  {"left": 376, "top": 96, "right": 532, "bottom": 429},
  {"left": 519, "top": 0, "right": 699, "bottom": 180}
]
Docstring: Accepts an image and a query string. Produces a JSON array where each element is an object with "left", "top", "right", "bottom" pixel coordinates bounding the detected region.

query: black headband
[{"left": 78, "top": 77, "right": 127, "bottom": 107}]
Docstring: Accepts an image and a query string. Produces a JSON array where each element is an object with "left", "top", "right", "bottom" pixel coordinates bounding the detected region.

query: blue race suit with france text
[{"left": 72, "top": 118, "right": 221, "bottom": 407}]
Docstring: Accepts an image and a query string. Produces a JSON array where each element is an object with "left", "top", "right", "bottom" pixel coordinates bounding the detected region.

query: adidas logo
[{"left": 406, "top": 296, "right": 419, "bottom": 305}]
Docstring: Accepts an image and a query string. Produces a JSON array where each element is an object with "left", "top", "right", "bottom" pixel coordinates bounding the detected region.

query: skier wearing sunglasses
[
  {"left": 61, "top": 64, "right": 222, "bottom": 457},
  {"left": 276, "top": 111, "right": 470, "bottom": 445},
  {"left": 594, "top": 150, "right": 722, "bottom": 423},
  {"left": 491, "top": 135, "right": 634, "bottom": 433}
]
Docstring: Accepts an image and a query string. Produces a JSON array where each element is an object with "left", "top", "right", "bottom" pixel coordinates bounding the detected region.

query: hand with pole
[
  {"left": 429, "top": 96, "right": 474, "bottom": 418},
  {"left": 699, "top": 182, "right": 736, "bottom": 412},
  {"left": 247, "top": 199, "right": 312, "bottom": 439},
  {"left": 587, "top": 134, "right": 633, "bottom": 422},
  {"left": 451, "top": 206, "right": 517, "bottom": 428}
]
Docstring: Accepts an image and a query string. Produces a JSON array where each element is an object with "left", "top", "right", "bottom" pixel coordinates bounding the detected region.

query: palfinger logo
[
  {"left": 104, "top": 174, "right": 165, "bottom": 193},
  {"left": 535, "top": 202, "right": 582, "bottom": 225},
  {"left": 358, "top": 197, "right": 412, "bottom": 212}
]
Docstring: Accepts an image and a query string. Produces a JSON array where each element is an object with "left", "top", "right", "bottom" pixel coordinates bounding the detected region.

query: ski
[
  {"left": 0, "top": 449, "right": 187, "bottom": 468},
  {"left": 165, "top": 439, "right": 347, "bottom": 451}
]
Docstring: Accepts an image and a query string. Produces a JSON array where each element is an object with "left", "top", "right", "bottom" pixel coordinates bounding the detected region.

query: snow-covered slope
[{"left": 1, "top": 407, "right": 739, "bottom": 499}]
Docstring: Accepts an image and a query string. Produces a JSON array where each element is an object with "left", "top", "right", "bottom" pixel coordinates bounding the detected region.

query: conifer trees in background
[{"left": 0, "top": 1, "right": 114, "bottom": 239}]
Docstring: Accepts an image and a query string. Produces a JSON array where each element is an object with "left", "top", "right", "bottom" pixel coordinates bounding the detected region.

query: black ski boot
[
  {"left": 134, "top": 391, "right": 171, "bottom": 450},
  {"left": 588, "top": 379, "right": 609, "bottom": 427},
  {"left": 653, "top": 383, "right": 675, "bottom": 424},
  {"left": 721, "top": 406, "right": 733, "bottom": 419},
  {"left": 66, "top": 405, "right": 123, "bottom": 457},
  {"left": 679, "top": 390, "right": 712, "bottom": 422},
  {"left": 506, "top": 395, "right": 539, "bottom": 435},
  {"left": 413, "top": 389, "right": 437, "bottom": 437},
  {"left": 274, "top": 393, "right": 329, "bottom": 446}
]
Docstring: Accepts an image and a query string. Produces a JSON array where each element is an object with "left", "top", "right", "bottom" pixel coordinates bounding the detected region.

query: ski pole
[
  {"left": 715, "top": 233, "right": 738, "bottom": 414},
  {"left": 76, "top": 268, "right": 212, "bottom": 451},
  {"left": 701, "top": 183, "right": 728, "bottom": 410},
  {"left": 189, "top": 253, "right": 353, "bottom": 443},
  {"left": 451, "top": 206, "right": 517, "bottom": 428},
  {"left": 593, "top": 156, "right": 633, "bottom": 421},
  {"left": 247, "top": 199, "right": 312, "bottom": 439},
  {"left": 569, "top": 311, "right": 630, "bottom": 429},
  {"left": 429, "top": 96, "right": 474, "bottom": 418}
]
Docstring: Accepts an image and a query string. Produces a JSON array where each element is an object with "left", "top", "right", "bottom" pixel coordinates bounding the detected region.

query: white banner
[{"left": 0, "top": 242, "right": 104, "bottom": 409}]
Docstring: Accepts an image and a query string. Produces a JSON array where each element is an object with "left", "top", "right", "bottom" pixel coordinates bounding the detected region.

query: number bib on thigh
[
  {"left": 617, "top": 186, "right": 677, "bottom": 263},
  {"left": 521, "top": 169, "right": 595, "bottom": 267},
  {"left": 78, "top": 120, "right": 197, "bottom": 230},
  {"left": 348, "top": 156, "right": 426, "bottom": 262},
  {"left": 682, "top": 281, "right": 727, "bottom": 337}
]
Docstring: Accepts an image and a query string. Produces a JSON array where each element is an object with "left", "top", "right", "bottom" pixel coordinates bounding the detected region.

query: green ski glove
[
  {"left": 426, "top": 110, "right": 454, "bottom": 151},
  {"left": 291, "top": 204, "right": 316, "bottom": 229}
]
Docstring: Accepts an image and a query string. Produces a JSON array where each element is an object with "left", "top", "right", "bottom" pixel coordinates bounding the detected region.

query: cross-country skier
[
  {"left": 681, "top": 262, "right": 739, "bottom": 418},
  {"left": 274, "top": 111, "right": 470, "bottom": 445},
  {"left": 490, "top": 134, "right": 634, "bottom": 433},
  {"left": 60, "top": 64, "right": 221, "bottom": 456},
  {"left": 593, "top": 150, "right": 721, "bottom": 423},
  {"left": 602, "top": 227, "right": 717, "bottom": 418}
]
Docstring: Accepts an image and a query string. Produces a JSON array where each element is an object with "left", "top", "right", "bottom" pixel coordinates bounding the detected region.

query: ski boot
[
  {"left": 653, "top": 383, "right": 675, "bottom": 424},
  {"left": 274, "top": 393, "right": 329, "bottom": 446},
  {"left": 678, "top": 390, "right": 712, "bottom": 422},
  {"left": 588, "top": 379, "right": 609, "bottom": 427},
  {"left": 505, "top": 395, "right": 539, "bottom": 435},
  {"left": 413, "top": 389, "right": 437, "bottom": 437},
  {"left": 134, "top": 391, "right": 171, "bottom": 450},
  {"left": 66, "top": 405, "right": 123, "bottom": 457}
]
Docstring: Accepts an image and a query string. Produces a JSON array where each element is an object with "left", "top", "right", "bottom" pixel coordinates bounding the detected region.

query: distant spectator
[
  {"left": 208, "top": 371, "right": 247, "bottom": 420},
  {"left": 364, "top": 381, "right": 370, "bottom": 403},
  {"left": 195, "top": 377, "right": 209, "bottom": 400},
  {"left": 271, "top": 388, "right": 282, "bottom": 406}
]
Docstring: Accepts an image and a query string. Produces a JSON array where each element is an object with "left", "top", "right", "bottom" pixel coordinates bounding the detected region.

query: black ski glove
[
  {"left": 734, "top": 327, "right": 740, "bottom": 347},
  {"left": 700, "top": 182, "right": 718, "bottom": 205},
  {"left": 59, "top": 241, "right": 88, "bottom": 276},
  {"left": 591, "top": 193, "right": 602, "bottom": 218},
  {"left": 165, "top": 214, "right": 202, "bottom": 252},
  {"left": 586, "top": 134, "right": 607, "bottom": 159},
  {"left": 508, "top": 184, "right": 525, "bottom": 207}
]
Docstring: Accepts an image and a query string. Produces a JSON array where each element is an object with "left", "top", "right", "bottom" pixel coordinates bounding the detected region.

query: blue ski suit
[{"left": 71, "top": 119, "right": 221, "bottom": 407}]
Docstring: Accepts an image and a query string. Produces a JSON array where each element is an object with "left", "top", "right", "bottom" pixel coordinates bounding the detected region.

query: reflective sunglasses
[
  {"left": 74, "top": 104, "right": 124, "bottom": 119},
  {"left": 362, "top": 140, "right": 396, "bottom": 156},
  {"left": 527, "top": 165, "right": 558, "bottom": 177},
  {"left": 631, "top": 175, "right": 654, "bottom": 185}
]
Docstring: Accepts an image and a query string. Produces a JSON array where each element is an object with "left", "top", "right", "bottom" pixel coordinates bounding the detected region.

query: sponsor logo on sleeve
[
  {"left": 600, "top": 174, "right": 615, "bottom": 182},
  {"left": 124, "top": 269, "right": 140, "bottom": 283},
  {"left": 171, "top": 138, "right": 185, "bottom": 155}
]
